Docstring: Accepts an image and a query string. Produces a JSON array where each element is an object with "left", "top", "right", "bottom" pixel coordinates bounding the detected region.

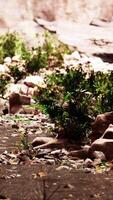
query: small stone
[
  {"left": 93, "top": 151, "right": 106, "bottom": 160},
  {"left": 46, "top": 159, "right": 55, "bottom": 165},
  {"left": 84, "top": 158, "right": 93, "bottom": 168},
  {"left": 56, "top": 165, "right": 71, "bottom": 171},
  {"left": 4, "top": 57, "right": 12, "bottom": 64},
  {"left": 84, "top": 168, "right": 92, "bottom": 173},
  {"left": 12, "top": 55, "right": 21, "bottom": 62},
  {"left": 64, "top": 184, "right": 74, "bottom": 189},
  {"left": 0, "top": 64, "right": 9, "bottom": 73},
  {"left": 93, "top": 158, "right": 102, "bottom": 166}
]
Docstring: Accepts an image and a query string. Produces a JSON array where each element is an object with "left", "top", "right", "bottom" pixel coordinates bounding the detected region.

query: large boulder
[
  {"left": 89, "top": 138, "right": 113, "bottom": 160},
  {"left": 90, "top": 111, "right": 113, "bottom": 142}
]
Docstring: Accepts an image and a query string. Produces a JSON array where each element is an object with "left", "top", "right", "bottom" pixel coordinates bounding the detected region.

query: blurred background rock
[{"left": 0, "top": 0, "right": 113, "bottom": 29}]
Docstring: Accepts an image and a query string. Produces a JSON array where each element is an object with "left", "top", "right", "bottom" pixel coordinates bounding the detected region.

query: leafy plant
[
  {"left": 9, "top": 64, "right": 26, "bottom": 83},
  {"left": 25, "top": 31, "right": 71, "bottom": 73},
  {"left": 0, "top": 74, "right": 11, "bottom": 96},
  {"left": 19, "top": 128, "right": 29, "bottom": 150},
  {"left": 35, "top": 68, "right": 113, "bottom": 141},
  {"left": 0, "top": 32, "right": 30, "bottom": 63},
  {"left": 25, "top": 46, "right": 48, "bottom": 73}
]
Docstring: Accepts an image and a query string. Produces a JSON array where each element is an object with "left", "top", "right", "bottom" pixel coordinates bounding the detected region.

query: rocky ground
[
  {"left": 1, "top": 113, "right": 113, "bottom": 200},
  {"left": 0, "top": 1, "right": 113, "bottom": 199}
]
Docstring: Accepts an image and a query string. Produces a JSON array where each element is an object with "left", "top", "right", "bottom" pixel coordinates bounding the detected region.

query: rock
[
  {"left": 68, "top": 145, "right": 90, "bottom": 159},
  {"left": 0, "top": 0, "right": 113, "bottom": 30},
  {"left": 4, "top": 83, "right": 29, "bottom": 98},
  {"left": 12, "top": 55, "right": 21, "bottom": 62},
  {"left": 0, "top": 98, "right": 7, "bottom": 114},
  {"left": 68, "top": 149, "right": 89, "bottom": 159},
  {"left": 84, "top": 158, "right": 93, "bottom": 168},
  {"left": 89, "top": 138, "right": 113, "bottom": 160},
  {"left": 102, "top": 124, "right": 113, "bottom": 139},
  {"left": 35, "top": 149, "right": 51, "bottom": 158},
  {"left": 4, "top": 82, "right": 39, "bottom": 99},
  {"left": 4, "top": 57, "right": 12, "bottom": 64},
  {"left": 90, "top": 111, "right": 113, "bottom": 142},
  {"left": 18, "top": 105, "right": 39, "bottom": 115},
  {"left": 84, "top": 168, "right": 92, "bottom": 173},
  {"left": 93, "top": 158, "right": 104, "bottom": 166},
  {"left": 9, "top": 93, "right": 31, "bottom": 114},
  {"left": 64, "top": 51, "right": 81, "bottom": 66},
  {"left": 56, "top": 165, "right": 71, "bottom": 171},
  {"left": 23, "top": 75, "right": 46, "bottom": 88},
  {"left": 0, "top": 64, "right": 9, "bottom": 73},
  {"left": 46, "top": 159, "right": 55, "bottom": 165},
  {"left": 51, "top": 149, "right": 68, "bottom": 156},
  {"left": 93, "top": 151, "right": 106, "bottom": 160}
]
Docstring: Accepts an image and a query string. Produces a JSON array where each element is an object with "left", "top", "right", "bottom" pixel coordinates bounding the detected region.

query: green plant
[
  {"left": 35, "top": 68, "right": 113, "bottom": 141},
  {"left": 0, "top": 74, "right": 11, "bottom": 96},
  {"left": 19, "top": 128, "right": 29, "bottom": 150},
  {"left": 25, "top": 46, "right": 48, "bottom": 73},
  {"left": 0, "top": 32, "right": 30, "bottom": 63},
  {"left": 9, "top": 64, "right": 26, "bottom": 83},
  {"left": 25, "top": 31, "right": 71, "bottom": 73}
]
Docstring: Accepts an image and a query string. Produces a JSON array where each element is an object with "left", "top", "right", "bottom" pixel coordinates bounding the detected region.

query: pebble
[
  {"left": 84, "top": 158, "right": 94, "bottom": 168},
  {"left": 56, "top": 165, "right": 71, "bottom": 171}
]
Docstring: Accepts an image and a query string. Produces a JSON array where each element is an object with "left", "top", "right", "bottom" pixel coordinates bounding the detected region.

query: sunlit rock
[
  {"left": 4, "top": 83, "right": 29, "bottom": 98},
  {"left": 0, "top": 64, "right": 9, "bottom": 73},
  {"left": 0, "top": 98, "right": 7, "bottom": 114},
  {"left": 23, "top": 75, "right": 46, "bottom": 88},
  {"left": 4, "top": 57, "right": 12, "bottom": 64},
  {"left": 12, "top": 55, "right": 21, "bottom": 62}
]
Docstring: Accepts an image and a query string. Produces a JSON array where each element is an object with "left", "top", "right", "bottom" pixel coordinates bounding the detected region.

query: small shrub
[
  {"left": 19, "top": 127, "right": 29, "bottom": 150},
  {"left": 9, "top": 64, "right": 26, "bottom": 83},
  {"left": 25, "top": 46, "right": 48, "bottom": 73},
  {"left": 25, "top": 31, "right": 71, "bottom": 73},
  {"left": 36, "top": 68, "right": 113, "bottom": 141},
  {"left": 0, "top": 32, "right": 30, "bottom": 63},
  {"left": 0, "top": 74, "right": 11, "bottom": 96}
]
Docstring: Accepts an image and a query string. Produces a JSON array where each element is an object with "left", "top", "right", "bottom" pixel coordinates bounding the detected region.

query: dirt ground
[
  {"left": 1, "top": 120, "right": 113, "bottom": 200},
  {"left": 1, "top": 163, "right": 113, "bottom": 200}
]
